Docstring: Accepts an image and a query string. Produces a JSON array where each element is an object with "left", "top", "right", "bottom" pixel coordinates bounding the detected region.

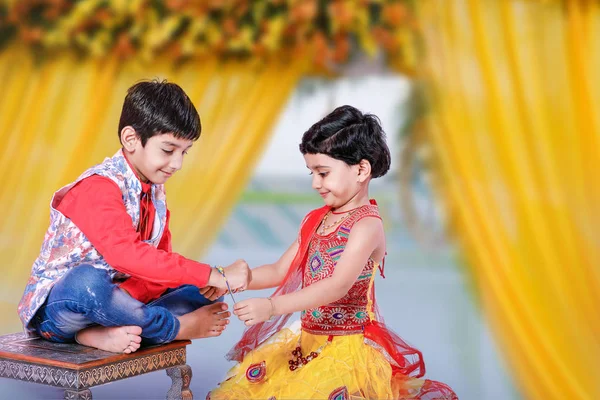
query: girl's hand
[
  {"left": 233, "top": 298, "right": 274, "bottom": 326},
  {"left": 199, "top": 286, "right": 228, "bottom": 301}
]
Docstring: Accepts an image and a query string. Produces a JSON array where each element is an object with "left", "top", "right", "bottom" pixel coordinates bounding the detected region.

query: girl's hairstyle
[
  {"left": 118, "top": 79, "right": 201, "bottom": 146},
  {"left": 299, "top": 105, "right": 391, "bottom": 178}
]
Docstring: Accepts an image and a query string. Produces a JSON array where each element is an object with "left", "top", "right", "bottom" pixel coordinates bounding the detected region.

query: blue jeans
[{"left": 32, "top": 264, "right": 218, "bottom": 345}]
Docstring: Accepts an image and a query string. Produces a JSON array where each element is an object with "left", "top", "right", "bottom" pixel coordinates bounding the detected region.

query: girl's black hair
[{"left": 299, "top": 105, "right": 391, "bottom": 178}]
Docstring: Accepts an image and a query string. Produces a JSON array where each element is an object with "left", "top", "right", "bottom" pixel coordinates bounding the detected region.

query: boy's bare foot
[
  {"left": 76, "top": 326, "right": 142, "bottom": 354},
  {"left": 175, "top": 302, "right": 231, "bottom": 340}
]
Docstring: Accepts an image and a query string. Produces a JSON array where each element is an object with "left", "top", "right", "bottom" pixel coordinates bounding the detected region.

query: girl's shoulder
[{"left": 342, "top": 204, "right": 382, "bottom": 229}]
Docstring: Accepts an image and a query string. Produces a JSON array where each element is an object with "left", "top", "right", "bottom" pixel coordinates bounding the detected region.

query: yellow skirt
[{"left": 208, "top": 321, "right": 428, "bottom": 400}]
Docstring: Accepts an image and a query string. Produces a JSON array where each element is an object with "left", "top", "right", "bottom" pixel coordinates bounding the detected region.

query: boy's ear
[
  {"left": 120, "top": 126, "right": 139, "bottom": 152},
  {"left": 357, "top": 159, "right": 372, "bottom": 182}
]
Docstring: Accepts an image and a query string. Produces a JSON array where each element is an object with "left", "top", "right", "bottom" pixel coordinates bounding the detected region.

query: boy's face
[{"left": 123, "top": 129, "right": 193, "bottom": 184}]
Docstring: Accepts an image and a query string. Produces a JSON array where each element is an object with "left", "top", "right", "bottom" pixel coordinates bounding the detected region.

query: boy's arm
[
  {"left": 199, "top": 240, "right": 298, "bottom": 300},
  {"left": 233, "top": 217, "right": 384, "bottom": 325},
  {"left": 57, "top": 176, "right": 239, "bottom": 291}
]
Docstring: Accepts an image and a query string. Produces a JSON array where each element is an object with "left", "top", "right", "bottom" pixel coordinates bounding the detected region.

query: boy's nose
[{"left": 169, "top": 155, "right": 183, "bottom": 171}]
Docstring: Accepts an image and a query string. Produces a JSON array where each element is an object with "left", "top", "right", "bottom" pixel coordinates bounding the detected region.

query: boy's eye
[
  {"left": 319, "top": 173, "right": 328, "bottom": 178},
  {"left": 162, "top": 149, "right": 174, "bottom": 154}
]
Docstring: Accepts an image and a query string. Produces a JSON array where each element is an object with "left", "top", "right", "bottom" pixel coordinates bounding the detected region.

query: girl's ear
[
  {"left": 357, "top": 159, "right": 372, "bottom": 182},
  {"left": 120, "top": 126, "right": 139, "bottom": 152}
]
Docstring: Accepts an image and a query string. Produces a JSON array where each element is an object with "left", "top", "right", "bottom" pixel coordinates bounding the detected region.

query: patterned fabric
[
  {"left": 209, "top": 203, "right": 458, "bottom": 400},
  {"left": 301, "top": 205, "right": 380, "bottom": 335},
  {"left": 17, "top": 149, "right": 168, "bottom": 334},
  {"left": 328, "top": 386, "right": 349, "bottom": 400},
  {"left": 207, "top": 321, "right": 456, "bottom": 400}
]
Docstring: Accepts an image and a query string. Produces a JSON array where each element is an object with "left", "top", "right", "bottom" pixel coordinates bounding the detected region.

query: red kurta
[{"left": 56, "top": 172, "right": 211, "bottom": 304}]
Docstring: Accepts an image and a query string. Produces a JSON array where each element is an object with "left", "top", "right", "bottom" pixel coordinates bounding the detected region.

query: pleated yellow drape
[
  {"left": 415, "top": 0, "right": 600, "bottom": 399},
  {"left": 0, "top": 48, "right": 305, "bottom": 334}
]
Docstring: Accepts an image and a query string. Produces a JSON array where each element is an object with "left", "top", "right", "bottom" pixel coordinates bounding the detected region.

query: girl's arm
[
  {"left": 234, "top": 217, "right": 384, "bottom": 325},
  {"left": 247, "top": 240, "right": 299, "bottom": 290},
  {"left": 199, "top": 240, "right": 299, "bottom": 299}
]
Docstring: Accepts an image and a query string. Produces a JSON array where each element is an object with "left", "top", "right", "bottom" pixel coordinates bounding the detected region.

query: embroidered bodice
[{"left": 301, "top": 205, "right": 381, "bottom": 335}]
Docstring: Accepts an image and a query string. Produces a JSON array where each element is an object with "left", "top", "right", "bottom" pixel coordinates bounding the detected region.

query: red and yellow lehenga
[{"left": 208, "top": 202, "right": 458, "bottom": 400}]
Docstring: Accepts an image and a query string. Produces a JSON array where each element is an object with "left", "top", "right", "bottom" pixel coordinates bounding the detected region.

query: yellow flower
[
  {"left": 261, "top": 16, "right": 285, "bottom": 52},
  {"left": 205, "top": 22, "right": 223, "bottom": 46},
  {"left": 228, "top": 26, "right": 253, "bottom": 52}
]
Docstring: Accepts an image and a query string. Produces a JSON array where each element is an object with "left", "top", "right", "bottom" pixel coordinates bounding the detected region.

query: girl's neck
[{"left": 332, "top": 189, "right": 370, "bottom": 213}]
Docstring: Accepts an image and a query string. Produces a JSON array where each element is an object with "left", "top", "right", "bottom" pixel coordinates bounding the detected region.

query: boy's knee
[{"left": 61, "top": 265, "right": 111, "bottom": 297}]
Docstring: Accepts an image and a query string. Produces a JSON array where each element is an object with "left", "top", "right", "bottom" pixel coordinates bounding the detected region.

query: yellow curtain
[
  {"left": 0, "top": 48, "right": 305, "bottom": 334},
  {"left": 415, "top": 0, "right": 600, "bottom": 399}
]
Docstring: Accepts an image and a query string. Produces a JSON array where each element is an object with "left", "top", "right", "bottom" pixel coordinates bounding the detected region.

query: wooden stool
[{"left": 0, "top": 333, "right": 193, "bottom": 399}]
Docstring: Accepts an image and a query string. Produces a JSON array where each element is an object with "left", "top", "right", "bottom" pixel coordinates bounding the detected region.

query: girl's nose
[{"left": 312, "top": 175, "right": 321, "bottom": 190}]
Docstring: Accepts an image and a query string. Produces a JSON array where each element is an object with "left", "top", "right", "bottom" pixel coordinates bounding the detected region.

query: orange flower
[
  {"left": 382, "top": 2, "right": 407, "bottom": 26},
  {"left": 372, "top": 26, "right": 397, "bottom": 51},
  {"left": 115, "top": 33, "right": 136, "bottom": 59},
  {"left": 328, "top": 0, "right": 354, "bottom": 29},
  {"left": 332, "top": 34, "right": 349, "bottom": 63},
  {"left": 313, "top": 32, "right": 331, "bottom": 68},
  {"left": 223, "top": 18, "right": 238, "bottom": 36},
  {"left": 253, "top": 42, "right": 266, "bottom": 57},
  {"left": 166, "top": 41, "right": 183, "bottom": 59},
  {"left": 43, "top": 6, "right": 62, "bottom": 20},
  {"left": 234, "top": 2, "right": 249, "bottom": 18},
  {"left": 291, "top": 0, "right": 317, "bottom": 23},
  {"left": 20, "top": 27, "right": 43, "bottom": 44},
  {"left": 94, "top": 8, "right": 112, "bottom": 24}
]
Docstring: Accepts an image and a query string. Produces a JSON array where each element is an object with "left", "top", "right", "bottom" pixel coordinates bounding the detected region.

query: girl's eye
[
  {"left": 183, "top": 150, "right": 188, "bottom": 155},
  {"left": 319, "top": 173, "right": 328, "bottom": 178},
  {"left": 162, "top": 149, "right": 174, "bottom": 154}
]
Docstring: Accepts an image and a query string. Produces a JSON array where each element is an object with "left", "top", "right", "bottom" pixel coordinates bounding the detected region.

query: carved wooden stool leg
[
  {"left": 166, "top": 364, "right": 193, "bottom": 400},
  {"left": 64, "top": 388, "right": 93, "bottom": 399}
]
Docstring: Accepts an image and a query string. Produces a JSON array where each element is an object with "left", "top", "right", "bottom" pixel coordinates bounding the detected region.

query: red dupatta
[
  {"left": 226, "top": 201, "right": 426, "bottom": 381},
  {"left": 226, "top": 205, "right": 330, "bottom": 362}
]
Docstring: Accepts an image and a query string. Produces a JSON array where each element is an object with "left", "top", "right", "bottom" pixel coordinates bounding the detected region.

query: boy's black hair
[
  {"left": 299, "top": 105, "right": 391, "bottom": 178},
  {"left": 118, "top": 79, "right": 201, "bottom": 146}
]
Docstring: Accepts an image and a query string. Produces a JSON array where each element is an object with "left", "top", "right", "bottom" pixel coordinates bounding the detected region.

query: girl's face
[{"left": 303, "top": 153, "right": 363, "bottom": 209}]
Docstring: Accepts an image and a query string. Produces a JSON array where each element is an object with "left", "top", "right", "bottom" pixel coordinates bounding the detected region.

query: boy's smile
[{"left": 122, "top": 129, "right": 194, "bottom": 184}]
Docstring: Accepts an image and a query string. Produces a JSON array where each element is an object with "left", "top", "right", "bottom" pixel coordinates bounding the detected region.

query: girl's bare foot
[
  {"left": 175, "top": 302, "right": 230, "bottom": 340},
  {"left": 76, "top": 326, "right": 142, "bottom": 354}
]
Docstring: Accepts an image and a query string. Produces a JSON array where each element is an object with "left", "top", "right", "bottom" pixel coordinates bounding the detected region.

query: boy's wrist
[{"left": 208, "top": 267, "right": 226, "bottom": 289}]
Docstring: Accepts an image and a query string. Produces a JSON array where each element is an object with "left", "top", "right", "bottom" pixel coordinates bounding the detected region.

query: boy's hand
[
  {"left": 199, "top": 286, "right": 228, "bottom": 301},
  {"left": 233, "top": 297, "right": 274, "bottom": 326},
  {"left": 222, "top": 259, "right": 252, "bottom": 292}
]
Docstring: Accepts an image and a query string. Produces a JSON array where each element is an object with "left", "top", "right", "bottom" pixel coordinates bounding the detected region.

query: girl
[{"left": 207, "top": 106, "right": 457, "bottom": 399}]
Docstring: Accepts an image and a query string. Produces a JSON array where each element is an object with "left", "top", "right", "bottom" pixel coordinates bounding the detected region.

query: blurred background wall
[{"left": 1, "top": 1, "right": 599, "bottom": 399}]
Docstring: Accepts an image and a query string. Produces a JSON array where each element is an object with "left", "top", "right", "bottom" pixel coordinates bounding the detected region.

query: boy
[{"left": 17, "top": 79, "right": 250, "bottom": 354}]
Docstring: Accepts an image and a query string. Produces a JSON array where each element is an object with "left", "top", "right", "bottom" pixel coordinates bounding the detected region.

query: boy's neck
[{"left": 122, "top": 149, "right": 151, "bottom": 185}]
